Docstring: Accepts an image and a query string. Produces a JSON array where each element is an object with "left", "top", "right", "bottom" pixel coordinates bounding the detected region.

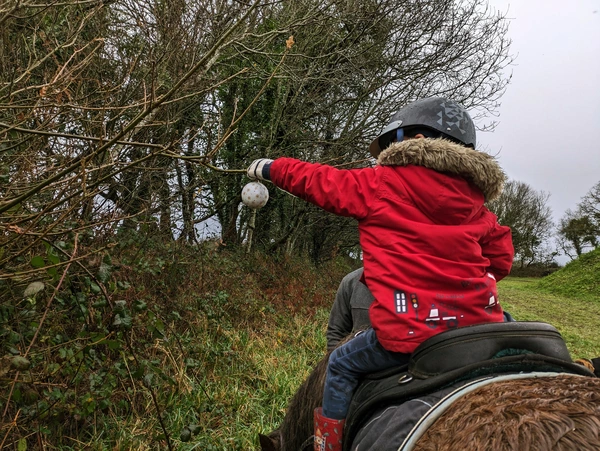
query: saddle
[{"left": 343, "top": 321, "right": 595, "bottom": 451}]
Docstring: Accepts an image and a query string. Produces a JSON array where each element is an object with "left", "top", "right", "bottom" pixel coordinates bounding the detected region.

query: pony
[{"left": 259, "top": 322, "right": 600, "bottom": 451}]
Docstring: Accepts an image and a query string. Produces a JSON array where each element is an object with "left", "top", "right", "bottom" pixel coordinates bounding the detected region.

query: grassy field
[
  {"left": 498, "top": 277, "right": 600, "bottom": 358},
  {"left": 6, "top": 281, "right": 599, "bottom": 450}
]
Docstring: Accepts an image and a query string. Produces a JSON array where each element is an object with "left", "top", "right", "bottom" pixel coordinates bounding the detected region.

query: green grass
[
  {"left": 537, "top": 247, "right": 600, "bottom": 301},
  {"left": 176, "top": 310, "right": 329, "bottom": 450},
  {"left": 498, "top": 277, "right": 600, "bottom": 358},
  {"left": 55, "top": 311, "right": 330, "bottom": 451},
  {"left": 500, "top": 248, "right": 600, "bottom": 358},
  {"left": 166, "top": 311, "right": 330, "bottom": 450}
]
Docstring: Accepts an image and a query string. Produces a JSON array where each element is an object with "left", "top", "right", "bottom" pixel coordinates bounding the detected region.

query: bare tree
[
  {"left": 0, "top": 0, "right": 517, "bottom": 446},
  {"left": 232, "top": 0, "right": 514, "bottom": 261},
  {"left": 579, "top": 180, "right": 600, "bottom": 230},
  {"left": 1, "top": 0, "right": 267, "bottom": 264},
  {"left": 487, "top": 180, "right": 554, "bottom": 267},
  {"left": 557, "top": 209, "right": 598, "bottom": 259},
  {"left": 556, "top": 181, "right": 600, "bottom": 260}
]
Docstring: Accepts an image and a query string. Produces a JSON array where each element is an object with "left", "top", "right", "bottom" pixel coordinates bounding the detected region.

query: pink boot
[{"left": 314, "top": 407, "right": 345, "bottom": 451}]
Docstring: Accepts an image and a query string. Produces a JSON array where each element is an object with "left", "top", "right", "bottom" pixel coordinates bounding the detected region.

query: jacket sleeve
[
  {"left": 481, "top": 217, "right": 514, "bottom": 281},
  {"left": 327, "top": 269, "right": 376, "bottom": 350},
  {"left": 269, "top": 157, "right": 379, "bottom": 220},
  {"left": 326, "top": 273, "right": 356, "bottom": 351}
]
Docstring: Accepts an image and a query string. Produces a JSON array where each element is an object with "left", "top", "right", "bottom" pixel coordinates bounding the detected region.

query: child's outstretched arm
[{"left": 248, "top": 157, "right": 378, "bottom": 220}]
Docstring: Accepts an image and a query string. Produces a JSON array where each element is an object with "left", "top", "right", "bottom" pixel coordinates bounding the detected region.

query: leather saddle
[{"left": 343, "top": 321, "right": 595, "bottom": 450}]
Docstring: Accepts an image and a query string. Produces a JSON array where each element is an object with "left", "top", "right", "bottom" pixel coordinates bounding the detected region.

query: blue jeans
[
  {"left": 322, "top": 328, "right": 410, "bottom": 419},
  {"left": 503, "top": 310, "right": 515, "bottom": 322}
]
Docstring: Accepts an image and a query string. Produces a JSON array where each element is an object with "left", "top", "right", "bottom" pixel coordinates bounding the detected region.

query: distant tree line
[{"left": 487, "top": 180, "right": 554, "bottom": 268}]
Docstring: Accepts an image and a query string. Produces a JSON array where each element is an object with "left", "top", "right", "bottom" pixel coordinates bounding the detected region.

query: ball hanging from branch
[{"left": 241, "top": 181, "right": 269, "bottom": 209}]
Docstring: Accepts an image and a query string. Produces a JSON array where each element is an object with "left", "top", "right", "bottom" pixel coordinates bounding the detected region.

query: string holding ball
[{"left": 241, "top": 181, "right": 269, "bottom": 209}]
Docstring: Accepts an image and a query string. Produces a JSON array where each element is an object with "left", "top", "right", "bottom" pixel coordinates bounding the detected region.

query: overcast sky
[{"left": 477, "top": 0, "right": 600, "bottom": 224}]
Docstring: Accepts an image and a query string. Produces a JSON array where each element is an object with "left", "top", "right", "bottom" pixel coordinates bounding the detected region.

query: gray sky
[{"left": 478, "top": 0, "right": 600, "bottom": 224}]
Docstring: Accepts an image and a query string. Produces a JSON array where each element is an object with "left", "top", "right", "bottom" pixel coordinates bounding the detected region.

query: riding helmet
[{"left": 369, "top": 97, "right": 477, "bottom": 158}]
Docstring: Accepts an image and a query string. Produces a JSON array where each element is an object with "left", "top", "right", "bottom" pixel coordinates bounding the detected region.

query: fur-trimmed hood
[{"left": 377, "top": 138, "right": 505, "bottom": 201}]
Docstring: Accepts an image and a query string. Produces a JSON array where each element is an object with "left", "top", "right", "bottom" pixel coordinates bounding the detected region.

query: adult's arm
[
  {"left": 326, "top": 272, "right": 356, "bottom": 350},
  {"left": 327, "top": 268, "right": 374, "bottom": 350}
]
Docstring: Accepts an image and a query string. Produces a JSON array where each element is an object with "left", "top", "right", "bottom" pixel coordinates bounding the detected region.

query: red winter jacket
[{"left": 269, "top": 138, "right": 514, "bottom": 353}]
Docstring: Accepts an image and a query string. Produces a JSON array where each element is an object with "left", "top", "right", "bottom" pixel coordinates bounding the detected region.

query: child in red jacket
[{"left": 248, "top": 97, "right": 514, "bottom": 451}]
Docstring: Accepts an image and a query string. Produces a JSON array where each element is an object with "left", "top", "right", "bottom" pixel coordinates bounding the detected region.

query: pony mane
[{"left": 413, "top": 374, "right": 600, "bottom": 450}]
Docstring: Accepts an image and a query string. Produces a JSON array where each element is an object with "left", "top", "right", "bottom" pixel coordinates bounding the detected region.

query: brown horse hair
[{"left": 413, "top": 374, "right": 600, "bottom": 451}]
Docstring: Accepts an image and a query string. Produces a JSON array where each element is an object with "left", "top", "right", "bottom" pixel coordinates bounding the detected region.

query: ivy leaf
[
  {"left": 180, "top": 428, "right": 191, "bottom": 442},
  {"left": 93, "top": 298, "right": 108, "bottom": 308},
  {"left": 24, "top": 281, "right": 45, "bottom": 297},
  {"left": 133, "top": 300, "right": 147, "bottom": 311},
  {"left": 98, "top": 262, "right": 111, "bottom": 283},
  {"left": 30, "top": 256, "right": 45, "bottom": 268},
  {"left": 117, "top": 281, "right": 131, "bottom": 289},
  {"left": 143, "top": 373, "right": 154, "bottom": 387},
  {"left": 11, "top": 356, "right": 31, "bottom": 371},
  {"left": 112, "top": 313, "right": 132, "bottom": 330},
  {"left": 106, "top": 340, "right": 121, "bottom": 350}
]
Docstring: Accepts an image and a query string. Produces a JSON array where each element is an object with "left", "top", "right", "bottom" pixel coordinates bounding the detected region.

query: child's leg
[{"left": 322, "top": 328, "right": 409, "bottom": 419}]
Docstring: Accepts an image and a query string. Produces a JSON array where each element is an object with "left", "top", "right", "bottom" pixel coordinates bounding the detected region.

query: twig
[
  {"left": 0, "top": 409, "right": 21, "bottom": 450},
  {"left": 26, "top": 233, "right": 79, "bottom": 357},
  {"left": 246, "top": 208, "right": 257, "bottom": 253}
]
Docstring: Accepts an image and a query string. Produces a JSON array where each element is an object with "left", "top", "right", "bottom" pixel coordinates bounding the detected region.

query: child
[{"left": 247, "top": 97, "right": 514, "bottom": 451}]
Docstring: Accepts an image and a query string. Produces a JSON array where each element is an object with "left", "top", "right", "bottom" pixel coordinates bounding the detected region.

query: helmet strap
[{"left": 396, "top": 128, "right": 404, "bottom": 142}]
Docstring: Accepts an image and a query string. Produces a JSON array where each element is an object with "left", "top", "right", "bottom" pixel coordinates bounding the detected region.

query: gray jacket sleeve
[{"left": 326, "top": 268, "right": 375, "bottom": 350}]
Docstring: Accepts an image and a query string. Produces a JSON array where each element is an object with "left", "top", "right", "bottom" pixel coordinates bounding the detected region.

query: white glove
[{"left": 247, "top": 158, "right": 274, "bottom": 181}]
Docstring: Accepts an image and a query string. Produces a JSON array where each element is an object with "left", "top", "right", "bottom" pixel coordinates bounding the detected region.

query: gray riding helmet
[{"left": 368, "top": 97, "right": 477, "bottom": 158}]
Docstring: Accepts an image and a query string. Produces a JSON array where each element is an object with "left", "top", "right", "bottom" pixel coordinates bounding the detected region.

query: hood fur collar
[{"left": 377, "top": 138, "right": 506, "bottom": 201}]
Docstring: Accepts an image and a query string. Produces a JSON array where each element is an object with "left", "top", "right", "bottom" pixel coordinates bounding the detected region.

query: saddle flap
[{"left": 409, "top": 321, "right": 572, "bottom": 378}]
